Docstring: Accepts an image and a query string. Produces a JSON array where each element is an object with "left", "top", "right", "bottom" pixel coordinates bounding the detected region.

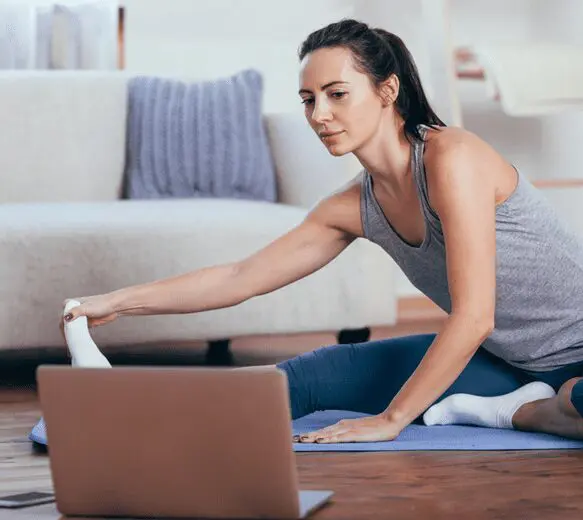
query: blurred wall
[{"left": 122, "top": 0, "right": 354, "bottom": 114}]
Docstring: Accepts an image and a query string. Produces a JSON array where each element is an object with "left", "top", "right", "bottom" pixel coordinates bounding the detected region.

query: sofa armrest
[{"left": 264, "top": 112, "right": 362, "bottom": 208}]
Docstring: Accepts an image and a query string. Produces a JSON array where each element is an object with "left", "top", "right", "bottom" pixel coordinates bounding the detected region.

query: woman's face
[{"left": 299, "top": 46, "right": 385, "bottom": 156}]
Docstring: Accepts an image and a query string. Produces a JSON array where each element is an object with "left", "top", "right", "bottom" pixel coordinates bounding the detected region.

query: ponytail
[{"left": 372, "top": 29, "right": 445, "bottom": 142}]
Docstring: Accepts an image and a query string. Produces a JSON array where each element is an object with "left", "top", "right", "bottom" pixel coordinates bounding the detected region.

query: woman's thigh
[{"left": 276, "top": 334, "right": 527, "bottom": 420}]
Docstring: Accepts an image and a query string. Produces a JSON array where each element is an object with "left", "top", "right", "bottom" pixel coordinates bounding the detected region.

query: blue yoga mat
[
  {"left": 31, "top": 410, "right": 583, "bottom": 451},
  {"left": 29, "top": 417, "right": 47, "bottom": 446},
  {"left": 292, "top": 410, "right": 583, "bottom": 451}
]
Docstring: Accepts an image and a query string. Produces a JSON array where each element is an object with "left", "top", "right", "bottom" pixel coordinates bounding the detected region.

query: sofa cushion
[
  {"left": 123, "top": 69, "right": 277, "bottom": 203},
  {"left": 0, "top": 198, "right": 396, "bottom": 349}
]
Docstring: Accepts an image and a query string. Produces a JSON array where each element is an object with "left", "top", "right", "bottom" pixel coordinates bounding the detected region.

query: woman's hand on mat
[
  {"left": 293, "top": 414, "right": 403, "bottom": 444},
  {"left": 60, "top": 295, "right": 119, "bottom": 329}
]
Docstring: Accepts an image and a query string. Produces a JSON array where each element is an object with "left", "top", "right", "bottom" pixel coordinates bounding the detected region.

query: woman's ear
[{"left": 380, "top": 74, "right": 400, "bottom": 106}]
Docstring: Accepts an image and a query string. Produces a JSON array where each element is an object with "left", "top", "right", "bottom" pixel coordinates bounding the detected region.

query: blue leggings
[{"left": 275, "top": 334, "right": 583, "bottom": 421}]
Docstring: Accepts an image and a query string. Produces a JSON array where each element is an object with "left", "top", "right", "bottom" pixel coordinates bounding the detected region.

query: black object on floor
[
  {"left": 337, "top": 327, "right": 371, "bottom": 344},
  {"left": 205, "top": 339, "right": 234, "bottom": 366}
]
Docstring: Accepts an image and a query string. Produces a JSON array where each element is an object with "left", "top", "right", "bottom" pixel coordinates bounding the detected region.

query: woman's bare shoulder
[
  {"left": 424, "top": 126, "right": 479, "bottom": 155},
  {"left": 423, "top": 126, "right": 501, "bottom": 167},
  {"left": 421, "top": 126, "right": 515, "bottom": 205},
  {"left": 310, "top": 171, "right": 366, "bottom": 239}
]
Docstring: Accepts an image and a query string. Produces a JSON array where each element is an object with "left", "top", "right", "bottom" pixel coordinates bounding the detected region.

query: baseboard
[{"left": 396, "top": 295, "right": 447, "bottom": 322}]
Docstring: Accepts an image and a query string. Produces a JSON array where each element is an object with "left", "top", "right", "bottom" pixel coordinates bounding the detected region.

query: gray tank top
[{"left": 360, "top": 125, "right": 583, "bottom": 372}]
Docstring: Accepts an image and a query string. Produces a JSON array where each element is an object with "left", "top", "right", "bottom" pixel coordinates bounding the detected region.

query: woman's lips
[{"left": 321, "top": 131, "right": 344, "bottom": 139}]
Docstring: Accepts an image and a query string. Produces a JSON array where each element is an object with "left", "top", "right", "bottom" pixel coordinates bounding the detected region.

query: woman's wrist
[
  {"left": 380, "top": 406, "right": 411, "bottom": 430},
  {"left": 109, "top": 287, "right": 141, "bottom": 316}
]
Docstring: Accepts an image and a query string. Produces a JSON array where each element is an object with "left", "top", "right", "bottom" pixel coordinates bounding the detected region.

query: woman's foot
[
  {"left": 423, "top": 382, "right": 556, "bottom": 429},
  {"left": 63, "top": 300, "right": 112, "bottom": 368},
  {"left": 512, "top": 377, "right": 583, "bottom": 440}
]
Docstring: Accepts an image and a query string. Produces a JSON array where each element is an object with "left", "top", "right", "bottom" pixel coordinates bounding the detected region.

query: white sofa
[{"left": 0, "top": 71, "right": 397, "bottom": 359}]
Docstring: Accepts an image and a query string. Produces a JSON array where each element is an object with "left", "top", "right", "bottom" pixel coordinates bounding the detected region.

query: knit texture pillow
[{"left": 123, "top": 69, "right": 277, "bottom": 202}]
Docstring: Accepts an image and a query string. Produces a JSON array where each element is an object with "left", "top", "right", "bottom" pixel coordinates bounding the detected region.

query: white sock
[
  {"left": 63, "top": 300, "right": 112, "bottom": 368},
  {"left": 423, "top": 381, "right": 557, "bottom": 429}
]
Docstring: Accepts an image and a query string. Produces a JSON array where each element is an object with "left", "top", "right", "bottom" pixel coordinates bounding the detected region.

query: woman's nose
[{"left": 311, "top": 100, "right": 333, "bottom": 123}]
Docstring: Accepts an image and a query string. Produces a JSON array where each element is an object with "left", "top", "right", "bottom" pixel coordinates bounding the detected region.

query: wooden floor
[
  {"left": 2, "top": 299, "right": 583, "bottom": 519},
  {"left": 3, "top": 389, "right": 583, "bottom": 519}
]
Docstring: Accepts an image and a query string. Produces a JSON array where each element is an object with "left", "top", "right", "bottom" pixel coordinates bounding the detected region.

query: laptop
[{"left": 36, "top": 364, "right": 333, "bottom": 519}]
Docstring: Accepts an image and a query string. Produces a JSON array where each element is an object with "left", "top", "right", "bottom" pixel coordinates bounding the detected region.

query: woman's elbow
[
  {"left": 478, "top": 315, "right": 495, "bottom": 338},
  {"left": 452, "top": 308, "right": 495, "bottom": 340}
]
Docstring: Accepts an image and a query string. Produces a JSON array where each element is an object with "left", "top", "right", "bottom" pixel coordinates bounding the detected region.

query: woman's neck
[{"left": 354, "top": 117, "right": 413, "bottom": 197}]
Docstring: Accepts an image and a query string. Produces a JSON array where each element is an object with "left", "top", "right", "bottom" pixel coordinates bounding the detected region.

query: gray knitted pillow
[{"left": 123, "top": 69, "right": 277, "bottom": 202}]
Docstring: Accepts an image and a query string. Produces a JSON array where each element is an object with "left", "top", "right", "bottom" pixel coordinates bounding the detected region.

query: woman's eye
[{"left": 301, "top": 92, "right": 346, "bottom": 105}]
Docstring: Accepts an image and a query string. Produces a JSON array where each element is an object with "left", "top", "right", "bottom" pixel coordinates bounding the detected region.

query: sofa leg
[
  {"left": 337, "top": 327, "right": 371, "bottom": 345},
  {"left": 205, "top": 339, "right": 234, "bottom": 366}
]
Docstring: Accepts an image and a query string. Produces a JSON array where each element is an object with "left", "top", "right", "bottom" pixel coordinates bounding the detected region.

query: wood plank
[
  {"left": 454, "top": 46, "right": 486, "bottom": 80},
  {"left": 0, "top": 398, "right": 52, "bottom": 498},
  {"left": 397, "top": 295, "right": 447, "bottom": 322},
  {"left": 118, "top": 7, "right": 125, "bottom": 70},
  {"left": 456, "top": 68, "right": 486, "bottom": 80},
  {"left": 532, "top": 178, "right": 583, "bottom": 189},
  {"left": 297, "top": 451, "right": 583, "bottom": 519}
]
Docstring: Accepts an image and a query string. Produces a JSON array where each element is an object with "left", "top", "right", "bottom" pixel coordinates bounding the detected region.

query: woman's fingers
[
  {"left": 311, "top": 430, "right": 356, "bottom": 443},
  {"left": 293, "top": 420, "right": 350, "bottom": 443}
]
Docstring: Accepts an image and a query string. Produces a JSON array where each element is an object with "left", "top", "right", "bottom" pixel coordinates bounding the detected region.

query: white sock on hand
[
  {"left": 423, "top": 381, "right": 557, "bottom": 429},
  {"left": 63, "top": 300, "right": 112, "bottom": 368}
]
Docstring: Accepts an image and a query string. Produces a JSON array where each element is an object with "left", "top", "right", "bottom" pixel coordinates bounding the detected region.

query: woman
[{"left": 61, "top": 19, "right": 583, "bottom": 443}]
